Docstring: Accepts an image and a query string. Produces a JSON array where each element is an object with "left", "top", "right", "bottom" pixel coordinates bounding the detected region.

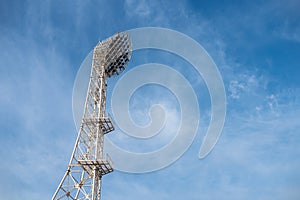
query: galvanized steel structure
[{"left": 52, "top": 32, "right": 132, "bottom": 200}]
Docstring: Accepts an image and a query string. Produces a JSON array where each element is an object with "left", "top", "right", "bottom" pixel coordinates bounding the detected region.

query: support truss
[{"left": 52, "top": 32, "right": 132, "bottom": 200}]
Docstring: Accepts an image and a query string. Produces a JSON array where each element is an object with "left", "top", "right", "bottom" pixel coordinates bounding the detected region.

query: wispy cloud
[
  {"left": 0, "top": 13, "right": 76, "bottom": 199},
  {"left": 124, "top": 0, "right": 151, "bottom": 18}
]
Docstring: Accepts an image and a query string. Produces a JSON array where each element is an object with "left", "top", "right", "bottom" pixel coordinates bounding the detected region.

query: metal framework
[{"left": 52, "top": 32, "right": 132, "bottom": 200}]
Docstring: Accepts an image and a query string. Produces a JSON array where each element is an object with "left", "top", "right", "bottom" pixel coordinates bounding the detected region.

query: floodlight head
[{"left": 94, "top": 31, "right": 132, "bottom": 78}]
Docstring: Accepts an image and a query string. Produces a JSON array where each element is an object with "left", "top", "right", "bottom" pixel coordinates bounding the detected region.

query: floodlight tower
[{"left": 52, "top": 32, "right": 132, "bottom": 200}]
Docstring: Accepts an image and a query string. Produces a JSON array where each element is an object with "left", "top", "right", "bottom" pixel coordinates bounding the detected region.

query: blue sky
[{"left": 0, "top": 0, "right": 300, "bottom": 199}]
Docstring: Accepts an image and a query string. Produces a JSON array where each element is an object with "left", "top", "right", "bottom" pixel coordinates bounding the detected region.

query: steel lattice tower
[{"left": 52, "top": 32, "right": 132, "bottom": 200}]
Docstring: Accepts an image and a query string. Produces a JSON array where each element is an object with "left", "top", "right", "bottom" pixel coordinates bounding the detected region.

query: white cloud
[
  {"left": 276, "top": 20, "right": 300, "bottom": 43},
  {"left": 0, "top": 18, "right": 76, "bottom": 199},
  {"left": 124, "top": 0, "right": 151, "bottom": 18},
  {"left": 228, "top": 80, "right": 245, "bottom": 99}
]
